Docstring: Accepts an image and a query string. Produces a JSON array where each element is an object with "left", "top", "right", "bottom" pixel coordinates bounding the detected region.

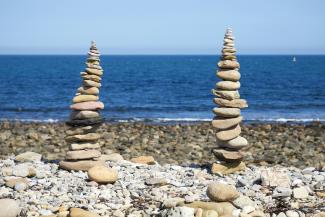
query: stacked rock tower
[
  {"left": 211, "top": 28, "right": 248, "bottom": 170},
  {"left": 60, "top": 41, "right": 105, "bottom": 171}
]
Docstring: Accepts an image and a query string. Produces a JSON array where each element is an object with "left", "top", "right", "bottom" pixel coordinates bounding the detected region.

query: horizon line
[{"left": 1, "top": 53, "right": 325, "bottom": 56}]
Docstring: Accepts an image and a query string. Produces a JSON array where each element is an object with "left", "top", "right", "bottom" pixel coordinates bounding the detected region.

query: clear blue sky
[{"left": 0, "top": 0, "right": 324, "bottom": 54}]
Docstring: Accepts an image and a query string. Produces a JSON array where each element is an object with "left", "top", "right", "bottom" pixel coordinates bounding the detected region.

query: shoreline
[{"left": 1, "top": 121, "right": 324, "bottom": 169}]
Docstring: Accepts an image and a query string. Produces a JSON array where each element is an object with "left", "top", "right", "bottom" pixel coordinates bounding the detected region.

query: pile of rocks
[
  {"left": 59, "top": 41, "right": 106, "bottom": 171},
  {"left": 0, "top": 152, "right": 324, "bottom": 217},
  {"left": 212, "top": 28, "right": 248, "bottom": 174}
]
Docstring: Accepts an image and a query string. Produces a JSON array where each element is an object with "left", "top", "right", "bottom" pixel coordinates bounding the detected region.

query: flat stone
[
  {"left": 216, "top": 125, "right": 241, "bottom": 141},
  {"left": 261, "top": 168, "right": 291, "bottom": 188},
  {"left": 216, "top": 81, "right": 240, "bottom": 90},
  {"left": 88, "top": 165, "right": 118, "bottom": 184},
  {"left": 59, "top": 160, "right": 105, "bottom": 171},
  {"left": 217, "top": 136, "right": 248, "bottom": 150},
  {"left": 66, "top": 117, "right": 103, "bottom": 126},
  {"left": 222, "top": 48, "right": 236, "bottom": 53},
  {"left": 88, "top": 51, "right": 100, "bottom": 57},
  {"left": 293, "top": 187, "right": 309, "bottom": 199},
  {"left": 212, "top": 90, "right": 240, "bottom": 100},
  {"left": 85, "top": 68, "right": 103, "bottom": 76},
  {"left": 285, "top": 211, "right": 299, "bottom": 217},
  {"left": 212, "top": 116, "right": 243, "bottom": 129},
  {"left": 12, "top": 164, "right": 30, "bottom": 177},
  {"left": 86, "top": 63, "right": 102, "bottom": 70},
  {"left": 94, "top": 153, "right": 124, "bottom": 162},
  {"left": 66, "top": 125, "right": 99, "bottom": 136},
  {"left": 70, "top": 110, "right": 100, "bottom": 120},
  {"left": 70, "top": 101, "right": 104, "bottom": 110},
  {"left": 216, "top": 70, "right": 240, "bottom": 81},
  {"left": 83, "top": 80, "right": 101, "bottom": 88},
  {"left": 214, "top": 98, "right": 248, "bottom": 108},
  {"left": 211, "top": 162, "right": 246, "bottom": 175},
  {"left": 72, "top": 95, "right": 99, "bottom": 103},
  {"left": 70, "top": 143, "right": 101, "bottom": 150},
  {"left": 222, "top": 55, "right": 237, "bottom": 61},
  {"left": 203, "top": 210, "right": 218, "bottom": 217},
  {"left": 0, "top": 199, "right": 20, "bottom": 217},
  {"left": 81, "top": 74, "right": 101, "bottom": 82},
  {"left": 66, "top": 150, "right": 101, "bottom": 160},
  {"left": 5, "top": 178, "right": 29, "bottom": 188},
  {"left": 218, "top": 60, "right": 240, "bottom": 69},
  {"left": 145, "top": 178, "right": 168, "bottom": 186},
  {"left": 163, "top": 198, "right": 185, "bottom": 208},
  {"left": 213, "top": 108, "right": 240, "bottom": 118},
  {"left": 130, "top": 156, "right": 155, "bottom": 165},
  {"left": 77, "top": 86, "right": 99, "bottom": 95},
  {"left": 207, "top": 182, "right": 240, "bottom": 202},
  {"left": 213, "top": 149, "right": 244, "bottom": 162},
  {"left": 232, "top": 195, "right": 255, "bottom": 209},
  {"left": 65, "top": 133, "right": 100, "bottom": 143},
  {"left": 15, "top": 152, "right": 42, "bottom": 162},
  {"left": 180, "top": 201, "right": 234, "bottom": 216},
  {"left": 70, "top": 208, "right": 100, "bottom": 217}
]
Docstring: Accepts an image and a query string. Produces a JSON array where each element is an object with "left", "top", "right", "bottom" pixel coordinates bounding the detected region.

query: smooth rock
[
  {"left": 81, "top": 74, "right": 101, "bottom": 82},
  {"left": 293, "top": 187, "right": 309, "bottom": 199},
  {"left": 161, "top": 207, "right": 195, "bottom": 217},
  {"left": 77, "top": 86, "right": 99, "bottom": 95},
  {"left": 70, "top": 143, "right": 101, "bottom": 150},
  {"left": 216, "top": 81, "right": 240, "bottom": 90},
  {"left": 59, "top": 160, "right": 105, "bottom": 171},
  {"left": 207, "top": 182, "right": 240, "bottom": 202},
  {"left": 163, "top": 198, "right": 185, "bottom": 208},
  {"left": 242, "top": 206, "right": 255, "bottom": 214},
  {"left": 211, "top": 162, "right": 246, "bottom": 175},
  {"left": 66, "top": 125, "right": 99, "bottom": 136},
  {"left": 213, "top": 149, "right": 244, "bottom": 162},
  {"left": 70, "top": 110, "right": 100, "bottom": 120},
  {"left": 83, "top": 80, "right": 101, "bottom": 88},
  {"left": 203, "top": 210, "right": 219, "bottom": 217},
  {"left": 216, "top": 125, "right": 241, "bottom": 141},
  {"left": 5, "top": 178, "right": 28, "bottom": 188},
  {"left": 260, "top": 168, "right": 291, "bottom": 188},
  {"left": 217, "top": 136, "right": 248, "bottom": 150},
  {"left": 70, "top": 101, "right": 104, "bottom": 111},
  {"left": 130, "top": 156, "right": 155, "bottom": 165},
  {"left": 94, "top": 153, "right": 124, "bottom": 162},
  {"left": 86, "top": 63, "right": 102, "bottom": 70},
  {"left": 65, "top": 133, "right": 100, "bottom": 142},
  {"left": 72, "top": 95, "right": 99, "bottom": 103},
  {"left": 218, "top": 60, "right": 240, "bottom": 69},
  {"left": 145, "top": 178, "right": 168, "bottom": 186},
  {"left": 69, "top": 208, "right": 100, "bottom": 217},
  {"left": 232, "top": 195, "right": 255, "bottom": 209},
  {"left": 12, "top": 164, "right": 30, "bottom": 177},
  {"left": 214, "top": 98, "right": 248, "bottom": 108},
  {"left": 66, "top": 117, "right": 103, "bottom": 126},
  {"left": 0, "top": 199, "right": 20, "bottom": 217},
  {"left": 249, "top": 210, "right": 264, "bottom": 217},
  {"left": 213, "top": 108, "right": 240, "bottom": 118},
  {"left": 212, "top": 90, "right": 240, "bottom": 100},
  {"left": 88, "top": 165, "right": 118, "bottom": 184},
  {"left": 285, "top": 210, "right": 299, "bottom": 217},
  {"left": 212, "top": 116, "right": 243, "bottom": 130},
  {"left": 14, "top": 182, "right": 28, "bottom": 192},
  {"left": 66, "top": 150, "right": 101, "bottom": 160},
  {"left": 85, "top": 68, "right": 103, "bottom": 76},
  {"left": 15, "top": 152, "right": 42, "bottom": 162},
  {"left": 181, "top": 201, "right": 234, "bottom": 216}
]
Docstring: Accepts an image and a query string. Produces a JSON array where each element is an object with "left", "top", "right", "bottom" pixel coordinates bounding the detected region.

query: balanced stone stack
[
  {"left": 60, "top": 41, "right": 105, "bottom": 171},
  {"left": 211, "top": 28, "right": 248, "bottom": 170}
]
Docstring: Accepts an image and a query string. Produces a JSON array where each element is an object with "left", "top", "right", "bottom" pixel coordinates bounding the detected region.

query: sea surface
[{"left": 0, "top": 55, "right": 325, "bottom": 123}]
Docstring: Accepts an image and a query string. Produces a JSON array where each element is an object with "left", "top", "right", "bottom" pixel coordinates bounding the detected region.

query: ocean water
[{"left": 0, "top": 55, "right": 324, "bottom": 123}]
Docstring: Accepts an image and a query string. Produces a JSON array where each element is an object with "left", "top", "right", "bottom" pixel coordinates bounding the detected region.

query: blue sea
[{"left": 0, "top": 55, "right": 325, "bottom": 123}]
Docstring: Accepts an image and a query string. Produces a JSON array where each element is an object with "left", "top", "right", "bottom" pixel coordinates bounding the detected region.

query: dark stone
[{"left": 66, "top": 118, "right": 104, "bottom": 127}]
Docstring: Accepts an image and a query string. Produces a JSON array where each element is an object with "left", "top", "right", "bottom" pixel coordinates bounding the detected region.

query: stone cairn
[
  {"left": 60, "top": 41, "right": 105, "bottom": 171},
  {"left": 211, "top": 28, "right": 248, "bottom": 173}
]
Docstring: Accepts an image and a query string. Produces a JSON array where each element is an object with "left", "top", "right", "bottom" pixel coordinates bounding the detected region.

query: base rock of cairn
[
  {"left": 60, "top": 42, "right": 105, "bottom": 171},
  {"left": 211, "top": 28, "right": 248, "bottom": 173}
]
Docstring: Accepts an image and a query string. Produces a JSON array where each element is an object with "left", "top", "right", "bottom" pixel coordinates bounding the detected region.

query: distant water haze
[{"left": 0, "top": 55, "right": 324, "bottom": 122}]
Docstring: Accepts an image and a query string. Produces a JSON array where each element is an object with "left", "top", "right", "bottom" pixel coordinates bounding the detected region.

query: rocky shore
[
  {"left": 0, "top": 121, "right": 324, "bottom": 169},
  {"left": 0, "top": 153, "right": 324, "bottom": 217}
]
